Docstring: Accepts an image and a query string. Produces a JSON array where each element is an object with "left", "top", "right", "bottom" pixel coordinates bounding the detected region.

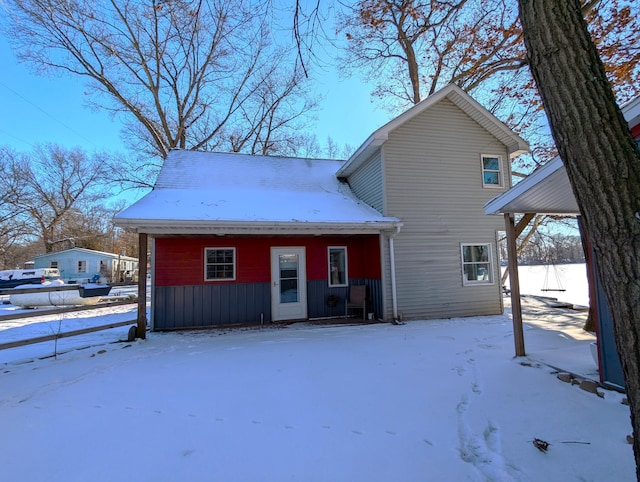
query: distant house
[
  {"left": 115, "top": 84, "right": 528, "bottom": 330},
  {"left": 33, "top": 247, "right": 139, "bottom": 284},
  {"left": 485, "top": 94, "right": 640, "bottom": 390}
]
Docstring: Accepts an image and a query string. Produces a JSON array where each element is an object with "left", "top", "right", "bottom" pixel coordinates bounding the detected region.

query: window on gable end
[{"left": 481, "top": 155, "right": 503, "bottom": 187}]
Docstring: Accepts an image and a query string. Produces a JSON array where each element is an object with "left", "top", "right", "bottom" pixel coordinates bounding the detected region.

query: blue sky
[{"left": 0, "top": 35, "right": 390, "bottom": 157}]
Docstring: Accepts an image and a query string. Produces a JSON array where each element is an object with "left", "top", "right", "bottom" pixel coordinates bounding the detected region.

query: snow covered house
[
  {"left": 33, "top": 247, "right": 139, "bottom": 284},
  {"left": 115, "top": 84, "right": 528, "bottom": 330}
]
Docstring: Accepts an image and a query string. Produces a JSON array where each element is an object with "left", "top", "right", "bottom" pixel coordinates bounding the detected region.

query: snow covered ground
[
  {"left": 0, "top": 265, "right": 635, "bottom": 481},
  {"left": 505, "top": 262, "right": 590, "bottom": 307}
]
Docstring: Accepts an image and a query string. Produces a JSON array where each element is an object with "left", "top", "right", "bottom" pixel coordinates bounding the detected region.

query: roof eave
[
  {"left": 335, "top": 134, "right": 386, "bottom": 178},
  {"left": 114, "top": 219, "right": 403, "bottom": 236}
]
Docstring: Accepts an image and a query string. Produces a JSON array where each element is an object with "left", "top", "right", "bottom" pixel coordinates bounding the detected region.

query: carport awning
[
  {"left": 484, "top": 156, "right": 580, "bottom": 216},
  {"left": 483, "top": 155, "right": 583, "bottom": 359}
]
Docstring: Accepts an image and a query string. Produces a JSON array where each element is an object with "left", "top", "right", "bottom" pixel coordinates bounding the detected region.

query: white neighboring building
[{"left": 33, "top": 247, "right": 139, "bottom": 283}]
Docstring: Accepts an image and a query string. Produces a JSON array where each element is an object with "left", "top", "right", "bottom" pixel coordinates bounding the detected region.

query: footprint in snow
[
  {"left": 457, "top": 396, "right": 520, "bottom": 480},
  {"left": 478, "top": 343, "right": 497, "bottom": 350}
]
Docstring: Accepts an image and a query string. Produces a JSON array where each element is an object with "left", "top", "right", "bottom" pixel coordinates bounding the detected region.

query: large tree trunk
[{"left": 518, "top": 0, "right": 640, "bottom": 476}]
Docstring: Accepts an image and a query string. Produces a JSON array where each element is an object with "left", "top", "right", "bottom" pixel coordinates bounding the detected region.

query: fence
[{"left": 0, "top": 284, "right": 139, "bottom": 352}]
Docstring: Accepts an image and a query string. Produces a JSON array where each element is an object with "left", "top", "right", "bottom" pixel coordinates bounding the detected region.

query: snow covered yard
[{"left": 0, "top": 308, "right": 634, "bottom": 481}]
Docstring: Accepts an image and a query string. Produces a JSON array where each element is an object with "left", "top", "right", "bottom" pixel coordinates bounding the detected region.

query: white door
[{"left": 271, "top": 247, "right": 307, "bottom": 321}]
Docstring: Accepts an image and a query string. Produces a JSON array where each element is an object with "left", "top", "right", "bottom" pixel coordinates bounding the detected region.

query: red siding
[
  {"left": 154, "top": 235, "right": 381, "bottom": 286},
  {"left": 632, "top": 123, "right": 640, "bottom": 140}
]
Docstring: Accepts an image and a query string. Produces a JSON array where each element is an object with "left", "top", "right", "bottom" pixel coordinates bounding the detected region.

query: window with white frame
[
  {"left": 205, "top": 248, "right": 236, "bottom": 281},
  {"left": 328, "top": 247, "right": 348, "bottom": 287},
  {"left": 49, "top": 261, "right": 58, "bottom": 269},
  {"left": 77, "top": 260, "right": 87, "bottom": 273},
  {"left": 461, "top": 244, "right": 493, "bottom": 285},
  {"left": 481, "top": 155, "right": 503, "bottom": 187}
]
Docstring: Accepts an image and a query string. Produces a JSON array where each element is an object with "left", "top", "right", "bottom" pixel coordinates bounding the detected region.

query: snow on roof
[{"left": 115, "top": 150, "right": 400, "bottom": 234}]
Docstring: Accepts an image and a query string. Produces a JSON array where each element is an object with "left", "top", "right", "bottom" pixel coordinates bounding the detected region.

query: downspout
[{"left": 389, "top": 224, "right": 402, "bottom": 321}]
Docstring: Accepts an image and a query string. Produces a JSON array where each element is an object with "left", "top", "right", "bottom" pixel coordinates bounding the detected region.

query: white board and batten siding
[{"left": 380, "top": 98, "right": 510, "bottom": 320}]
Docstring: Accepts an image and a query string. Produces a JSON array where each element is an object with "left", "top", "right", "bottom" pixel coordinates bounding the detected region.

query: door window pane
[{"left": 279, "top": 254, "right": 299, "bottom": 303}]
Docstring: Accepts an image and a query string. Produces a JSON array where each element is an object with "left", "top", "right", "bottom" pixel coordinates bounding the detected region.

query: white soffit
[{"left": 484, "top": 157, "right": 580, "bottom": 215}]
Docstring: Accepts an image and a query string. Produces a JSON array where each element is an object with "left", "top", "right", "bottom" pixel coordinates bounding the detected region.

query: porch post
[
  {"left": 505, "top": 213, "right": 525, "bottom": 356},
  {"left": 137, "top": 233, "right": 148, "bottom": 339}
]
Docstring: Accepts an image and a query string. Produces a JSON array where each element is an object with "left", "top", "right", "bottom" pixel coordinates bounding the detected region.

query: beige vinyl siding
[
  {"left": 346, "top": 151, "right": 384, "bottom": 213},
  {"left": 383, "top": 98, "right": 509, "bottom": 319}
]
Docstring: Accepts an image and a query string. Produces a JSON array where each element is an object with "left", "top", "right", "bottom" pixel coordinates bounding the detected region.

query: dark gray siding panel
[
  {"left": 307, "top": 281, "right": 348, "bottom": 319},
  {"left": 154, "top": 283, "right": 271, "bottom": 330},
  {"left": 154, "top": 279, "right": 383, "bottom": 330},
  {"left": 307, "top": 278, "right": 382, "bottom": 320}
]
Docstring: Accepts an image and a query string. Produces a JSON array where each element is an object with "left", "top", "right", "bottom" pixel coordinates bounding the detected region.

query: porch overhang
[
  {"left": 484, "top": 155, "right": 581, "bottom": 359},
  {"left": 484, "top": 156, "right": 580, "bottom": 216}
]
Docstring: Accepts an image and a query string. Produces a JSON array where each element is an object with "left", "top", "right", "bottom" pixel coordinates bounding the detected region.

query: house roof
[
  {"left": 115, "top": 150, "right": 401, "bottom": 235},
  {"left": 34, "top": 247, "right": 138, "bottom": 261},
  {"left": 484, "top": 94, "right": 640, "bottom": 216},
  {"left": 336, "top": 84, "right": 530, "bottom": 177}
]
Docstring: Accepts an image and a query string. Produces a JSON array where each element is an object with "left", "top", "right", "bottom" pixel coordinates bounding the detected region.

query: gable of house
[{"left": 339, "top": 85, "right": 529, "bottom": 321}]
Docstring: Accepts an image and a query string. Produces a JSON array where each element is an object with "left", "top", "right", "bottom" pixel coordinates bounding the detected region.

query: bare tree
[
  {"left": 3, "top": 0, "right": 318, "bottom": 172},
  {"left": 0, "top": 144, "right": 112, "bottom": 253},
  {"left": 336, "top": 0, "right": 524, "bottom": 106},
  {"left": 337, "top": 0, "right": 638, "bottom": 107},
  {"left": 0, "top": 148, "right": 33, "bottom": 267},
  {"left": 518, "top": 0, "right": 640, "bottom": 476}
]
